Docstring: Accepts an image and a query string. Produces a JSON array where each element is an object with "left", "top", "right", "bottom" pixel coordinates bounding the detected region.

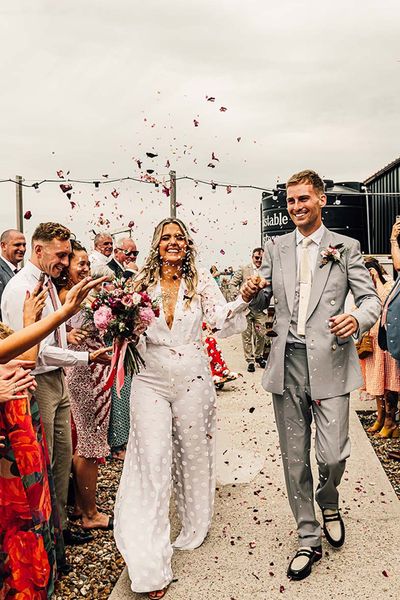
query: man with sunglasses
[{"left": 108, "top": 236, "right": 139, "bottom": 280}]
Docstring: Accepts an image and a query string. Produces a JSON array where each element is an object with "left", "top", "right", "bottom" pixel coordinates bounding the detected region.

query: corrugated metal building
[{"left": 364, "top": 157, "right": 400, "bottom": 254}]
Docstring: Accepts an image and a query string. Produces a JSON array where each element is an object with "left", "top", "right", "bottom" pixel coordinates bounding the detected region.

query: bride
[{"left": 114, "top": 218, "right": 254, "bottom": 598}]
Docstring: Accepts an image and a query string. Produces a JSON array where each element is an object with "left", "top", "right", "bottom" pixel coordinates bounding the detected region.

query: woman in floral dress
[
  {"left": 359, "top": 257, "right": 400, "bottom": 438},
  {"left": 0, "top": 275, "right": 110, "bottom": 597},
  {"left": 60, "top": 241, "right": 113, "bottom": 530}
]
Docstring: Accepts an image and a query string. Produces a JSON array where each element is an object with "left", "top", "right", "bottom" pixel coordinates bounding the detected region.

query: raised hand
[
  {"left": 64, "top": 276, "right": 108, "bottom": 316},
  {"left": 0, "top": 367, "right": 36, "bottom": 403},
  {"left": 23, "top": 282, "right": 48, "bottom": 325},
  {"left": 0, "top": 360, "right": 36, "bottom": 376},
  {"left": 390, "top": 220, "right": 400, "bottom": 242},
  {"left": 67, "top": 328, "right": 89, "bottom": 346},
  {"left": 241, "top": 275, "right": 270, "bottom": 303}
]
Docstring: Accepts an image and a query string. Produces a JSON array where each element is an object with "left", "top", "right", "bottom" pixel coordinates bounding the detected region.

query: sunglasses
[{"left": 117, "top": 249, "right": 139, "bottom": 257}]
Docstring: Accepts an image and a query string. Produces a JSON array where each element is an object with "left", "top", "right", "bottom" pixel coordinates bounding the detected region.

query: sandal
[
  {"left": 148, "top": 589, "right": 167, "bottom": 599},
  {"left": 82, "top": 515, "right": 114, "bottom": 531}
]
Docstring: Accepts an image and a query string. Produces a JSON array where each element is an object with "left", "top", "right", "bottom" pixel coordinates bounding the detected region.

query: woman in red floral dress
[
  {"left": 0, "top": 276, "right": 104, "bottom": 598},
  {"left": 202, "top": 323, "right": 238, "bottom": 387}
]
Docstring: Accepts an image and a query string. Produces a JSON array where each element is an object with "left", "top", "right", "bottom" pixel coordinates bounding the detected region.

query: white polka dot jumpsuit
[{"left": 114, "top": 269, "right": 248, "bottom": 593}]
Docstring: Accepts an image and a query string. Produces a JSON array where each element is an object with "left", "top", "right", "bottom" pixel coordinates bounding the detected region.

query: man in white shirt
[
  {"left": 88, "top": 232, "right": 113, "bottom": 273},
  {"left": 229, "top": 248, "right": 268, "bottom": 371},
  {"left": 0, "top": 229, "right": 26, "bottom": 318},
  {"left": 1, "top": 222, "right": 110, "bottom": 546}
]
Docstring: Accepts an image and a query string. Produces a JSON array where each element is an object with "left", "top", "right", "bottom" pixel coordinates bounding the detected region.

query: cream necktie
[{"left": 297, "top": 238, "right": 313, "bottom": 337}]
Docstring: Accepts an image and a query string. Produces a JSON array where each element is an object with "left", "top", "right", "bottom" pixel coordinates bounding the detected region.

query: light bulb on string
[{"left": 32, "top": 183, "right": 40, "bottom": 193}]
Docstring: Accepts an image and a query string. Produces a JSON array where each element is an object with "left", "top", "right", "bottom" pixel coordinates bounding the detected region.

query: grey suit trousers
[
  {"left": 34, "top": 369, "right": 72, "bottom": 529},
  {"left": 272, "top": 344, "right": 351, "bottom": 547}
]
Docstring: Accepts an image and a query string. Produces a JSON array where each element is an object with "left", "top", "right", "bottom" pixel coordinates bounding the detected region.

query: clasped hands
[
  {"left": 240, "top": 276, "right": 358, "bottom": 339},
  {"left": 240, "top": 275, "right": 270, "bottom": 304}
]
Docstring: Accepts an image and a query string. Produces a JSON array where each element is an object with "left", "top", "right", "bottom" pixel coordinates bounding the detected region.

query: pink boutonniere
[{"left": 320, "top": 243, "right": 346, "bottom": 270}]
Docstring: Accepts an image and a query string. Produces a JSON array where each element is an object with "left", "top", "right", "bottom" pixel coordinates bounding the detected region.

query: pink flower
[
  {"left": 103, "top": 283, "right": 115, "bottom": 292},
  {"left": 121, "top": 294, "right": 133, "bottom": 307},
  {"left": 139, "top": 307, "right": 155, "bottom": 326},
  {"left": 93, "top": 306, "right": 113, "bottom": 330}
]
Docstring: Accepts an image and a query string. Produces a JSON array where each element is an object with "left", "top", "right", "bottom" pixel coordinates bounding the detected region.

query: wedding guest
[
  {"left": 107, "top": 237, "right": 139, "bottom": 460},
  {"left": 1, "top": 222, "right": 110, "bottom": 546},
  {"left": 89, "top": 232, "right": 113, "bottom": 273},
  {"left": 0, "top": 229, "right": 26, "bottom": 318},
  {"left": 210, "top": 265, "right": 220, "bottom": 286},
  {"left": 1, "top": 275, "right": 104, "bottom": 595},
  {"left": 229, "top": 248, "right": 268, "bottom": 371},
  {"left": 244, "top": 169, "right": 380, "bottom": 581},
  {"left": 360, "top": 257, "right": 400, "bottom": 438},
  {"left": 389, "top": 218, "right": 400, "bottom": 272},
  {"left": 60, "top": 240, "right": 113, "bottom": 529},
  {"left": 0, "top": 289, "right": 66, "bottom": 597},
  {"left": 219, "top": 270, "right": 231, "bottom": 301},
  {"left": 114, "top": 218, "right": 251, "bottom": 599},
  {"left": 108, "top": 236, "right": 139, "bottom": 279},
  {"left": 202, "top": 322, "right": 238, "bottom": 386}
]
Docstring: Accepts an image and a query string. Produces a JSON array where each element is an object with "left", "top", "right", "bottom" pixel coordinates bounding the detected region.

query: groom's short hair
[{"left": 286, "top": 169, "right": 325, "bottom": 196}]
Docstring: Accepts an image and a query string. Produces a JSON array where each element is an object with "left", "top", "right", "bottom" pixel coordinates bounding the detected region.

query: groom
[{"left": 243, "top": 169, "right": 380, "bottom": 580}]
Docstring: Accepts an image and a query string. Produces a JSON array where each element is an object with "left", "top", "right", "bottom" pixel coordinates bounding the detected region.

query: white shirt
[
  {"left": 1, "top": 260, "right": 89, "bottom": 375},
  {"left": 89, "top": 249, "right": 111, "bottom": 273},
  {"left": 295, "top": 223, "right": 326, "bottom": 276},
  {"left": 286, "top": 224, "right": 326, "bottom": 344},
  {"left": 0, "top": 254, "right": 18, "bottom": 273}
]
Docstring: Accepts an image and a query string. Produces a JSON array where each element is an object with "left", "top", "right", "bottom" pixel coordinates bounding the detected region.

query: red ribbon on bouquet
[{"left": 103, "top": 339, "right": 128, "bottom": 398}]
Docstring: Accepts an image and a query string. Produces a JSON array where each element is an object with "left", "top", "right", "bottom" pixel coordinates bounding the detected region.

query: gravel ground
[
  {"left": 54, "top": 459, "right": 124, "bottom": 600},
  {"left": 357, "top": 411, "right": 400, "bottom": 499},
  {"left": 54, "top": 413, "right": 399, "bottom": 599}
]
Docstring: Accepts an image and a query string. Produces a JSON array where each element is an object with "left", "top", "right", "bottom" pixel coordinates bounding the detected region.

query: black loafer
[
  {"left": 58, "top": 560, "right": 73, "bottom": 576},
  {"left": 255, "top": 357, "right": 266, "bottom": 368},
  {"left": 322, "top": 509, "right": 345, "bottom": 548},
  {"left": 287, "top": 545, "right": 322, "bottom": 580},
  {"left": 63, "top": 528, "right": 94, "bottom": 546},
  {"left": 247, "top": 363, "right": 255, "bottom": 373}
]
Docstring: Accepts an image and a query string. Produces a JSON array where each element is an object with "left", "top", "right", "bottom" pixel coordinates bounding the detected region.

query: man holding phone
[{"left": 1, "top": 222, "right": 111, "bottom": 547}]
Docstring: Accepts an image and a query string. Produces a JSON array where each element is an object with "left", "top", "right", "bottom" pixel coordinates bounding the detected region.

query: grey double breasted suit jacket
[{"left": 251, "top": 228, "right": 381, "bottom": 400}]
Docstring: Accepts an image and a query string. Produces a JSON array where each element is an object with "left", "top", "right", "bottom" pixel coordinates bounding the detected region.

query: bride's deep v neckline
[{"left": 160, "top": 278, "right": 183, "bottom": 331}]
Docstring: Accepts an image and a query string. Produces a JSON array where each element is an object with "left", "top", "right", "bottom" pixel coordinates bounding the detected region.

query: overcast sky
[{"left": 1, "top": 0, "right": 399, "bottom": 268}]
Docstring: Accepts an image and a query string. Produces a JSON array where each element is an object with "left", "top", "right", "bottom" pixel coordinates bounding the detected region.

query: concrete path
[{"left": 110, "top": 336, "right": 400, "bottom": 600}]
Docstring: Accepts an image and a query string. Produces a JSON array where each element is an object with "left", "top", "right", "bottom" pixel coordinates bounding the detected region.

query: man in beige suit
[
  {"left": 243, "top": 170, "right": 380, "bottom": 581},
  {"left": 229, "top": 248, "right": 267, "bottom": 372}
]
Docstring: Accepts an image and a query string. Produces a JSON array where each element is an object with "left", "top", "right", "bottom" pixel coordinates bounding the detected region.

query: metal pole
[
  {"left": 15, "top": 175, "right": 24, "bottom": 233},
  {"left": 169, "top": 170, "right": 176, "bottom": 218}
]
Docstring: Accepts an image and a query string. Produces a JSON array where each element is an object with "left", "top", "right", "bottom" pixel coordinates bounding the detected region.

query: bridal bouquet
[{"left": 84, "top": 280, "right": 159, "bottom": 396}]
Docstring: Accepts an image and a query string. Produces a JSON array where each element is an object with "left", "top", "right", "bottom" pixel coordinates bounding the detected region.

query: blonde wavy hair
[{"left": 134, "top": 218, "right": 198, "bottom": 307}]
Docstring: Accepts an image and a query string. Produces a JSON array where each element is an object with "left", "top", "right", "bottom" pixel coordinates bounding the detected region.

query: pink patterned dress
[
  {"left": 65, "top": 312, "right": 111, "bottom": 458},
  {"left": 360, "top": 279, "right": 400, "bottom": 396}
]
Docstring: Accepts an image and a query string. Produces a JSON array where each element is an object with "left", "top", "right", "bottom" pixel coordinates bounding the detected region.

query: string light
[{"left": 1, "top": 176, "right": 398, "bottom": 196}]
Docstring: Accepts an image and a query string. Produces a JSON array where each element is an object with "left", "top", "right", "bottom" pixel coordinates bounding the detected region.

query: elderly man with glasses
[{"left": 108, "top": 237, "right": 139, "bottom": 280}]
